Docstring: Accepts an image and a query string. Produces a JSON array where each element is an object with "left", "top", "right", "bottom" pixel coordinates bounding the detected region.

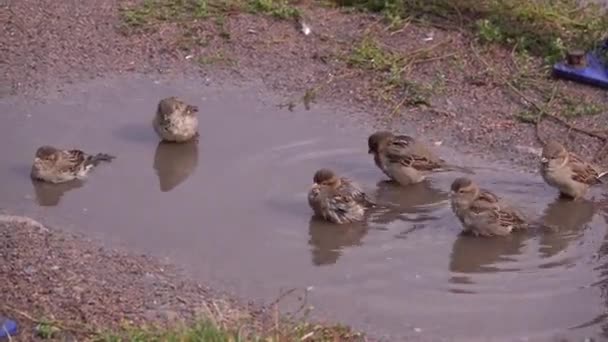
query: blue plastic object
[
  {"left": 0, "top": 318, "right": 18, "bottom": 339},
  {"left": 553, "top": 40, "right": 608, "bottom": 89}
]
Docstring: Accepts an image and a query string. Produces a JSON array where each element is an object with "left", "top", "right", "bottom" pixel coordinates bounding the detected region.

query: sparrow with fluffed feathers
[
  {"left": 31, "top": 145, "right": 115, "bottom": 184},
  {"left": 450, "top": 177, "right": 529, "bottom": 237},
  {"left": 368, "top": 131, "right": 472, "bottom": 186},
  {"left": 153, "top": 96, "right": 199, "bottom": 143},
  {"left": 540, "top": 140, "right": 608, "bottom": 200},
  {"left": 307, "top": 168, "right": 375, "bottom": 224}
]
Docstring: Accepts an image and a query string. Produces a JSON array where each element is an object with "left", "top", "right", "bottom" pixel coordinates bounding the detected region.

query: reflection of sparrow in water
[
  {"left": 31, "top": 179, "right": 84, "bottom": 206},
  {"left": 450, "top": 177, "right": 528, "bottom": 237},
  {"left": 367, "top": 131, "right": 471, "bottom": 186},
  {"left": 307, "top": 168, "right": 375, "bottom": 224},
  {"left": 153, "top": 96, "right": 199, "bottom": 143},
  {"left": 540, "top": 140, "right": 608, "bottom": 200},
  {"left": 31, "top": 145, "right": 115, "bottom": 183},
  {"left": 537, "top": 196, "right": 596, "bottom": 258},
  {"left": 369, "top": 180, "right": 448, "bottom": 225},
  {"left": 308, "top": 218, "right": 367, "bottom": 266},
  {"left": 153, "top": 141, "right": 199, "bottom": 192},
  {"left": 449, "top": 233, "right": 527, "bottom": 274}
]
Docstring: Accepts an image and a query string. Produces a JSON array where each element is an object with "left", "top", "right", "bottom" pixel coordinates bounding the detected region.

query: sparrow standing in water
[
  {"left": 368, "top": 131, "right": 471, "bottom": 186},
  {"left": 450, "top": 177, "right": 528, "bottom": 237},
  {"left": 307, "top": 168, "right": 375, "bottom": 224},
  {"left": 153, "top": 96, "right": 199, "bottom": 143},
  {"left": 540, "top": 140, "right": 608, "bottom": 200},
  {"left": 31, "top": 145, "right": 115, "bottom": 184}
]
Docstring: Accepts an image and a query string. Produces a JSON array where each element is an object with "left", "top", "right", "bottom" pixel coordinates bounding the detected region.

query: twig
[
  {"left": 274, "top": 304, "right": 279, "bottom": 342},
  {"left": 546, "top": 115, "right": 606, "bottom": 139},
  {"left": 285, "top": 288, "right": 311, "bottom": 321},
  {"left": 594, "top": 140, "right": 608, "bottom": 163},
  {"left": 386, "top": 17, "right": 411, "bottom": 35},
  {"left": 533, "top": 85, "right": 558, "bottom": 144},
  {"left": 399, "top": 38, "right": 452, "bottom": 73},
  {"left": 212, "top": 301, "right": 226, "bottom": 329},
  {"left": 410, "top": 52, "right": 457, "bottom": 65},
  {"left": 2, "top": 305, "right": 97, "bottom": 336},
  {"left": 388, "top": 97, "right": 408, "bottom": 116},
  {"left": 266, "top": 288, "right": 298, "bottom": 309},
  {"left": 428, "top": 107, "right": 456, "bottom": 118},
  {"left": 277, "top": 71, "right": 357, "bottom": 111},
  {"left": 3, "top": 325, "right": 11, "bottom": 342},
  {"left": 469, "top": 42, "right": 608, "bottom": 143}
]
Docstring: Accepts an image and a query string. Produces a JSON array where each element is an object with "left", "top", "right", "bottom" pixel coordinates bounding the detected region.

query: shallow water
[{"left": 1, "top": 75, "right": 608, "bottom": 341}]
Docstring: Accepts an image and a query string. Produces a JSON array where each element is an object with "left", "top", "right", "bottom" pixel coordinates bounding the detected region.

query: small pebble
[{"left": 24, "top": 266, "right": 36, "bottom": 275}]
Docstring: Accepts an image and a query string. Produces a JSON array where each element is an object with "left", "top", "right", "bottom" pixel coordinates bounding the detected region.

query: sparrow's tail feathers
[
  {"left": 438, "top": 163, "right": 476, "bottom": 175},
  {"left": 597, "top": 171, "right": 608, "bottom": 184},
  {"left": 363, "top": 196, "right": 377, "bottom": 208},
  {"left": 528, "top": 220, "right": 559, "bottom": 232},
  {"left": 87, "top": 153, "right": 116, "bottom": 167}
]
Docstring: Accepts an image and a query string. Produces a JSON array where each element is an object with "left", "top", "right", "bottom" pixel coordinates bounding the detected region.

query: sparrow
[
  {"left": 540, "top": 140, "right": 608, "bottom": 200},
  {"left": 153, "top": 96, "right": 199, "bottom": 143},
  {"left": 31, "top": 145, "right": 115, "bottom": 184},
  {"left": 449, "top": 177, "right": 529, "bottom": 237},
  {"left": 367, "top": 131, "right": 472, "bottom": 186},
  {"left": 307, "top": 168, "right": 375, "bottom": 224}
]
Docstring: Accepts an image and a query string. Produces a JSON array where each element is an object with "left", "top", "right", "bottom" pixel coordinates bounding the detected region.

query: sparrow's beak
[
  {"left": 541, "top": 157, "right": 548, "bottom": 164},
  {"left": 190, "top": 105, "right": 199, "bottom": 113}
]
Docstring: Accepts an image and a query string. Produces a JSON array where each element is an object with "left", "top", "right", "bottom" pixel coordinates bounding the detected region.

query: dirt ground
[
  {"left": 2, "top": 0, "right": 608, "bottom": 340},
  {"left": 0, "top": 215, "right": 263, "bottom": 341}
]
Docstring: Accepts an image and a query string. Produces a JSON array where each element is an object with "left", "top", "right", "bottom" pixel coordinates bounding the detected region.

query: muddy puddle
[{"left": 1, "top": 75, "right": 607, "bottom": 341}]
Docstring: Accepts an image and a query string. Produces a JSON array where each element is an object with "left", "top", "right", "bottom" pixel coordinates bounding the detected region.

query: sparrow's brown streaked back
[
  {"left": 153, "top": 96, "right": 200, "bottom": 143},
  {"left": 449, "top": 177, "right": 528, "bottom": 237},
  {"left": 367, "top": 130, "right": 472, "bottom": 186},
  {"left": 540, "top": 139, "right": 608, "bottom": 200},
  {"left": 308, "top": 168, "right": 374, "bottom": 225}
]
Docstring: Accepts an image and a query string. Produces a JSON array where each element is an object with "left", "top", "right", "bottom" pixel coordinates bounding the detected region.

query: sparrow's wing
[
  {"left": 471, "top": 189, "right": 526, "bottom": 228},
  {"left": 55, "top": 149, "right": 88, "bottom": 172},
  {"left": 568, "top": 153, "right": 601, "bottom": 185},
  {"left": 339, "top": 178, "right": 375, "bottom": 207},
  {"left": 385, "top": 136, "right": 444, "bottom": 171}
]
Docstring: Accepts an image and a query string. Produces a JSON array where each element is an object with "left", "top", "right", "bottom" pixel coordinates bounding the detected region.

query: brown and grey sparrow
[
  {"left": 450, "top": 177, "right": 529, "bottom": 237},
  {"left": 540, "top": 140, "right": 608, "bottom": 200},
  {"left": 307, "top": 168, "right": 375, "bottom": 224},
  {"left": 153, "top": 96, "right": 199, "bottom": 143},
  {"left": 368, "top": 131, "right": 472, "bottom": 186},
  {"left": 31, "top": 145, "right": 115, "bottom": 184}
]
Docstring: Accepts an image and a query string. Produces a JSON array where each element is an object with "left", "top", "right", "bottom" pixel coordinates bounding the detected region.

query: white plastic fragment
[{"left": 300, "top": 22, "right": 311, "bottom": 36}]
